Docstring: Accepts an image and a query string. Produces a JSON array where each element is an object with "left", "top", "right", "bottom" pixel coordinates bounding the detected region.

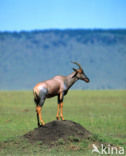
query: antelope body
[{"left": 33, "top": 62, "right": 89, "bottom": 127}]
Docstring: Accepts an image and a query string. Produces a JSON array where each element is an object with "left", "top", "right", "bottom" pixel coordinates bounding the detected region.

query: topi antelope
[{"left": 33, "top": 62, "right": 90, "bottom": 127}]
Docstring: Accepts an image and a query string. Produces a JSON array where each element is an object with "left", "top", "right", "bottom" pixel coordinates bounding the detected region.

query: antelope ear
[
  {"left": 72, "top": 68, "right": 77, "bottom": 72},
  {"left": 72, "top": 68, "right": 78, "bottom": 78}
]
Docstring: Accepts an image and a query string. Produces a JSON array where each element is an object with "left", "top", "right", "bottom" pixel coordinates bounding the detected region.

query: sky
[{"left": 0, "top": 0, "right": 126, "bottom": 31}]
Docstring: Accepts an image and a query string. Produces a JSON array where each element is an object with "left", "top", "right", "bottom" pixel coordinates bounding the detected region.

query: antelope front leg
[
  {"left": 56, "top": 104, "right": 60, "bottom": 120},
  {"left": 57, "top": 93, "right": 64, "bottom": 121},
  {"left": 36, "top": 106, "right": 45, "bottom": 127},
  {"left": 60, "top": 102, "right": 64, "bottom": 120}
]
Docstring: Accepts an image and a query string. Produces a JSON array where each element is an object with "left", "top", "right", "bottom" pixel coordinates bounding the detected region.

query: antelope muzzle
[{"left": 84, "top": 77, "right": 90, "bottom": 83}]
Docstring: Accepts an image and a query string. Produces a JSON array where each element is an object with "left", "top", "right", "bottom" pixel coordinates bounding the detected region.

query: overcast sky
[{"left": 0, "top": 0, "right": 126, "bottom": 31}]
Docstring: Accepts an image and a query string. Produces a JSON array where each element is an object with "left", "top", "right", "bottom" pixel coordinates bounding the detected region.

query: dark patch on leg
[
  {"left": 36, "top": 113, "right": 40, "bottom": 127},
  {"left": 34, "top": 93, "right": 40, "bottom": 105}
]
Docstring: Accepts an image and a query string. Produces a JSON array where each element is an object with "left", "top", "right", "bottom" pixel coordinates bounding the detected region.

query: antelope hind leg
[
  {"left": 36, "top": 112, "right": 40, "bottom": 127},
  {"left": 36, "top": 106, "right": 45, "bottom": 127}
]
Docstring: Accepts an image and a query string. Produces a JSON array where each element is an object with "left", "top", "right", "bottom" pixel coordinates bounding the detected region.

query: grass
[{"left": 0, "top": 90, "right": 126, "bottom": 155}]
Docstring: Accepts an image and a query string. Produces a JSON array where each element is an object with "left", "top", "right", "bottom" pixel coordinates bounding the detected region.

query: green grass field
[{"left": 0, "top": 90, "right": 126, "bottom": 155}]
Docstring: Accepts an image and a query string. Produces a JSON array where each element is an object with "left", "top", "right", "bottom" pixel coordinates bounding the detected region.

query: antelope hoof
[
  {"left": 38, "top": 124, "right": 42, "bottom": 128},
  {"left": 38, "top": 122, "right": 45, "bottom": 128},
  {"left": 60, "top": 116, "right": 64, "bottom": 120},
  {"left": 40, "top": 121, "right": 45, "bottom": 127},
  {"left": 42, "top": 123, "right": 45, "bottom": 126},
  {"left": 38, "top": 124, "right": 45, "bottom": 128},
  {"left": 56, "top": 116, "right": 60, "bottom": 120},
  {"left": 38, "top": 124, "right": 41, "bottom": 128},
  {"left": 40, "top": 124, "right": 45, "bottom": 127}
]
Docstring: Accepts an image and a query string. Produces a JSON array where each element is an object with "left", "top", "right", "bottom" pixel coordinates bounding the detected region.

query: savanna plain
[{"left": 0, "top": 90, "right": 126, "bottom": 156}]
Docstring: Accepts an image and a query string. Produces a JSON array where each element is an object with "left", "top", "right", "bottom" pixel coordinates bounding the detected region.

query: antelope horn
[{"left": 72, "top": 61, "right": 82, "bottom": 70}]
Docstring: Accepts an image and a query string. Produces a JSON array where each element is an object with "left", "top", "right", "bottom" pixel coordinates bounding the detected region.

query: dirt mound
[{"left": 24, "top": 120, "right": 91, "bottom": 145}]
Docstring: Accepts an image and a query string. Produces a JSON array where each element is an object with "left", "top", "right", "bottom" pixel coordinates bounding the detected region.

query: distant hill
[{"left": 0, "top": 29, "right": 126, "bottom": 90}]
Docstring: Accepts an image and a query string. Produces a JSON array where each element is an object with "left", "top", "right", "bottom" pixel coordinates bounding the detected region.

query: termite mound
[{"left": 24, "top": 120, "right": 92, "bottom": 146}]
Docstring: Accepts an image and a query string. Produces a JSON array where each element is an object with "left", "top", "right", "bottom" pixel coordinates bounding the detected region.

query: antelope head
[{"left": 72, "top": 62, "right": 90, "bottom": 83}]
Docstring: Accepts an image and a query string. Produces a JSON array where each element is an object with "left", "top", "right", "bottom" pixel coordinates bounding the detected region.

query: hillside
[{"left": 0, "top": 29, "right": 126, "bottom": 90}]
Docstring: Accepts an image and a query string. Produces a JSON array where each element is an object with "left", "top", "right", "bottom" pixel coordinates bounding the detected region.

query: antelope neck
[{"left": 65, "top": 72, "right": 78, "bottom": 90}]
